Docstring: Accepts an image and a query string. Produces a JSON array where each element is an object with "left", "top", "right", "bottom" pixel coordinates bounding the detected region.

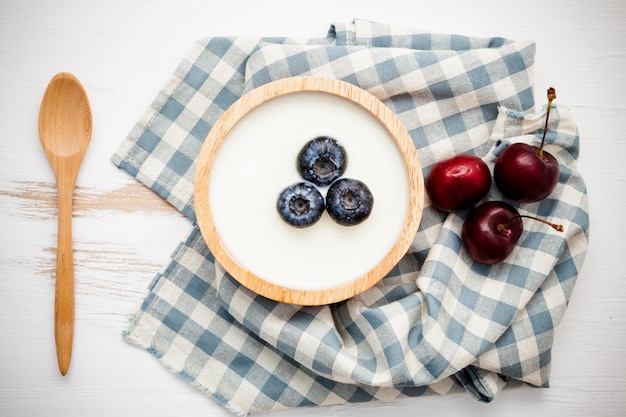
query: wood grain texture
[
  {"left": 194, "top": 76, "right": 424, "bottom": 305},
  {"left": 1, "top": 181, "right": 182, "bottom": 218},
  {"left": 1, "top": 0, "right": 624, "bottom": 416},
  {"left": 38, "top": 72, "right": 93, "bottom": 376}
]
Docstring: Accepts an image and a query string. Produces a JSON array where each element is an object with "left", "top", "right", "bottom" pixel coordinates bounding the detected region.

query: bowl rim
[{"left": 193, "top": 76, "right": 424, "bottom": 305}]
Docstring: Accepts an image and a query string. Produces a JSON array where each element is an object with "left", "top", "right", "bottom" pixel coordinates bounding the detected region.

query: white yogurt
[{"left": 209, "top": 91, "right": 410, "bottom": 290}]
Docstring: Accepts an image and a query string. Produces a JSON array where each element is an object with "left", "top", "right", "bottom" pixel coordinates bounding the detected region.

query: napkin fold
[{"left": 113, "top": 19, "right": 589, "bottom": 415}]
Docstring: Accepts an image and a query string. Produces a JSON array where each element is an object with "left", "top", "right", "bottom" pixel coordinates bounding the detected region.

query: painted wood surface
[{"left": 1, "top": 1, "right": 625, "bottom": 416}]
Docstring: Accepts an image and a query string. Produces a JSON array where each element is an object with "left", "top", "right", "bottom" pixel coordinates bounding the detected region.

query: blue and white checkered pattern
[{"left": 113, "top": 20, "right": 589, "bottom": 415}]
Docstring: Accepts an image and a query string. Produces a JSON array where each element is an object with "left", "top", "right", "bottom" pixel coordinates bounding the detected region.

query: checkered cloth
[{"left": 112, "top": 19, "right": 589, "bottom": 415}]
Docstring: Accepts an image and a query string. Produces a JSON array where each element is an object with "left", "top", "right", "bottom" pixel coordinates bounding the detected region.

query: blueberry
[
  {"left": 276, "top": 182, "right": 325, "bottom": 228},
  {"left": 297, "top": 136, "right": 347, "bottom": 186},
  {"left": 326, "top": 178, "right": 373, "bottom": 226}
]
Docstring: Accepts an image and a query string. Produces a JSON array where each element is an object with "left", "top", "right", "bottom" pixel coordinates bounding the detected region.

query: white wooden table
[{"left": 1, "top": 1, "right": 624, "bottom": 416}]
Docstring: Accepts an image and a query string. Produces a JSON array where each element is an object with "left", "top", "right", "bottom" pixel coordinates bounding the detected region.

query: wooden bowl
[{"left": 194, "top": 76, "right": 423, "bottom": 305}]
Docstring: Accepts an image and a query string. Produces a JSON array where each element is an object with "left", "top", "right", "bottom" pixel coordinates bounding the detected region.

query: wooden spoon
[{"left": 38, "top": 72, "right": 93, "bottom": 375}]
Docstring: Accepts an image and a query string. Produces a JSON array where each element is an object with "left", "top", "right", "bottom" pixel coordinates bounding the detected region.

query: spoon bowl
[{"left": 38, "top": 72, "right": 92, "bottom": 375}]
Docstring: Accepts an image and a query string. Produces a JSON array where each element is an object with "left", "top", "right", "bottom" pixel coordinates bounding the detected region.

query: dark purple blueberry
[
  {"left": 276, "top": 182, "right": 325, "bottom": 228},
  {"left": 326, "top": 178, "right": 373, "bottom": 226},
  {"left": 297, "top": 136, "right": 347, "bottom": 186}
]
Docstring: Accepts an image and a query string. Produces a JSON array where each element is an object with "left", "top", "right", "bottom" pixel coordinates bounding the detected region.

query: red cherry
[
  {"left": 493, "top": 143, "right": 559, "bottom": 202},
  {"left": 462, "top": 201, "right": 564, "bottom": 265},
  {"left": 493, "top": 87, "right": 560, "bottom": 203},
  {"left": 462, "top": 201, "right": 523, "bottom": 264},
  {"left": 426, "top": 154, "right": 491, "bottom": 212}
]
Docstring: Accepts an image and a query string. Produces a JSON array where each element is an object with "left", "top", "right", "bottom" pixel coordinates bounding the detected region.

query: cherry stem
[
  {"left": 538, "top": 87, "right": 557, "bottom": 157},
  {"left": 498, "top": 214, "right": 564, "bottom": 233}
]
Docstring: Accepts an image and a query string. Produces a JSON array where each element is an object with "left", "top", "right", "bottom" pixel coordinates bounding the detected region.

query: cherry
[
  {"left": 494, "top": 88, "right": 560, "bottom": 203},
  {"left": 426, "top": 154, "right": 491, "bottom": 212},
  {"left": 462, "top": 201, "right": 563, "bottom": 265}
]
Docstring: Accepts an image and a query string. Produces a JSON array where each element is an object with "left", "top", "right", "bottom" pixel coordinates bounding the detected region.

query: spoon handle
[{"left": 55, "top": 177, "right": 75, "bottom": 376}]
